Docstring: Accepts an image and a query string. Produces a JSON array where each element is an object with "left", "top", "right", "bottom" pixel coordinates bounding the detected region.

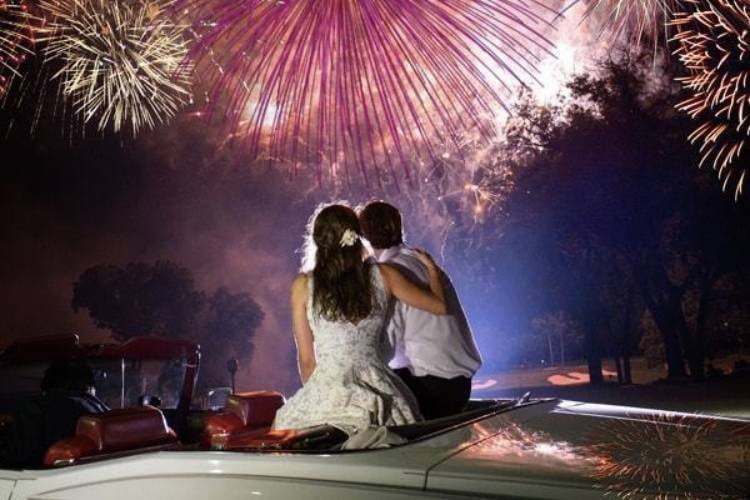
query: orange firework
[
  {"left": 584, "top": 412, "right": 750, "bottom": 498},
  {"left": 671, "top": 0, "right": 750, "bottom": 199}
]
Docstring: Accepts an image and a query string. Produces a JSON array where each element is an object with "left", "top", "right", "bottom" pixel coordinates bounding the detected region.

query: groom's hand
[{"left": 414, "top": 248, "right": 438, "bottom": 269}]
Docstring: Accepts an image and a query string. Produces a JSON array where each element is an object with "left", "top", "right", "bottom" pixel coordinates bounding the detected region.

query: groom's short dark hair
[{"left": 359, "top": 201, "right": 404, "bottom": 249}]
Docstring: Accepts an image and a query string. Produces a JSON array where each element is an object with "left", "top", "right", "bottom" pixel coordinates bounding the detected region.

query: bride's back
[
  {"left": 301, "top": 204, "right": 390, "bottom": 369},
  {"left": 307, "top": 265, "right": 389, "bottom": 367}
]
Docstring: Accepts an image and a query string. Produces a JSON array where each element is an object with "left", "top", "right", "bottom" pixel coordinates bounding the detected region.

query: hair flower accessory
[{"left": 339, "top": 229, "right": 359, "bottom": 248}]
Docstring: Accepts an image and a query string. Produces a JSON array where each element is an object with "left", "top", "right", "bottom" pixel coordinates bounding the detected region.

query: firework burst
[
  {"left": 585, "top": 413, "right": 750, "bottom": 498},
  {"left": 39, "top": 0, "right": 192, "bottom": 135},
  {"left": 180, "top": 0, "right": 556, "bottom": 185},
  {"left": 671, "top": 0, "right": 750, "bottom": 200},
  {"left": 574, "top": 0, "right": 678, "bottom": 48},
  {"left": 0, "top": 0, "right": 40, "bottom": 97}
]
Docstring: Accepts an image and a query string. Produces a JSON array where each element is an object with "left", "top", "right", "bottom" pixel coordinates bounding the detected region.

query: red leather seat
[
  {"left": 44, "top": 406, "right": 178, "bottom": 466},
  {"left": 203, "top": 391, "right": 285, "bottom": 449},
  {"left": 222, "top": 428, "right": 298, "bottom": 450}
]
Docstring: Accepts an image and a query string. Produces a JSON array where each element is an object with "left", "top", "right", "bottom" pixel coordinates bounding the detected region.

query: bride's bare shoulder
[{"left": 291, "top": 273, "right": 310, "bottom": 294}]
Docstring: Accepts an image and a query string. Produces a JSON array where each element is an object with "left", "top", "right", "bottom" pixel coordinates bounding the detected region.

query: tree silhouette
[
  {"left": 197, "top": 287, "right": 264, "bottom": 388},
  {"left": 72, "top": 260, "right": 203, "bottom": 340},
  {"left": 72, "top": 260, "right": 263, "bottom": 389},
  {"left": 494, "top": 52, "right": 750, "bottom": 381}
]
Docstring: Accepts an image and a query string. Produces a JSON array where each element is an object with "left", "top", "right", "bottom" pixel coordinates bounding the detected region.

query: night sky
[
  {"left": 0, "top": 0, "right": 675, "bottom": 392},
  {"left": 0, "top": 112, "right": 330, "bottom": 391},
  {"left": 1, "top": 100, "right": 532, "bottom": 391}
]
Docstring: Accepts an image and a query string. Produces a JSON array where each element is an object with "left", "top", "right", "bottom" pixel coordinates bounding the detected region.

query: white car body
[{"left": 2, "top": 399, "right": 749, "bottom": 500}]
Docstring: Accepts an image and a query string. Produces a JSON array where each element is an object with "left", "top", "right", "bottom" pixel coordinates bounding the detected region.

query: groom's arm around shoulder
[
  {"left": 378, "top": 263, "right": 447, "bottom": 315},
  {"left": 290, "top": 273, "right": 316, "bottom": 384}
]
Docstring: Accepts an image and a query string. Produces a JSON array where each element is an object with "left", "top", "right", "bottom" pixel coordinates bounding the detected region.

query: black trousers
[{"left": 394, "top": 368, "right": 472, "bottom": 420}]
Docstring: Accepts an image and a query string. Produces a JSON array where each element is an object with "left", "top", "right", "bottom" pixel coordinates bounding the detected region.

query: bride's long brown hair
[{"left": 302, "top": 204, "right": 372, "bottom": 323}]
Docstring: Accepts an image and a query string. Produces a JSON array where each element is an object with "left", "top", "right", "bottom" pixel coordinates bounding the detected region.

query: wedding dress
[{"left": 272, "top": 265, "right": 421, "bottom": 435}]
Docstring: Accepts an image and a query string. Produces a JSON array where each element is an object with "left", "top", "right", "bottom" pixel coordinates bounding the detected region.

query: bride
[{"left": 272, "top": 203, "right": 447, "bottom": 436}]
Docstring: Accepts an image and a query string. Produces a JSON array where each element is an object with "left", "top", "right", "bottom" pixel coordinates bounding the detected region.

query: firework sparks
[
  {"left": 39, "top": 0, "right": 193, "bottom": 135},
  {"left": 463, "top": 420, "right": 588, "bottom": 465},
  {"left": 671, "top": 0, "right": 750, "bottom": 200},
  {"left": 574, "top": 0, "right": 678, "bottom": 48},
  {"left": 436, "top": 162, "right": 510, "bottom": 222},
  {"left": 585, "top": 412, "right": 750, "bottom": 498},
  {"left": 179, "top": 0, "right": 556, "bottom": 185},
  {"left": 0, "top": 0, "right": 40, "bottom": 96}
]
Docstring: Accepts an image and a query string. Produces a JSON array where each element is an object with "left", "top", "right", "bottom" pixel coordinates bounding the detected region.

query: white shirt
[{"left": 378, "top": 245, "right": 482, "bottom": 379}]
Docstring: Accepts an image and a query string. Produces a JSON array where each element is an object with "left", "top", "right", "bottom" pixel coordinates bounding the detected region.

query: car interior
[
  {"left": 2, "top": 383, "right": 517, "bottom": 468},
  {"left": 0, "top": 337, "right": 523, "bottom": 469},
  {"left": 41, "top": 391, "right": 515, "bottom": 466}
]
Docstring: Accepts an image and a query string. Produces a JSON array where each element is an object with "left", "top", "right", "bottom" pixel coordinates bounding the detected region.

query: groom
[{"left": 359, "top": 201, "right": 482, "bottom": 419}]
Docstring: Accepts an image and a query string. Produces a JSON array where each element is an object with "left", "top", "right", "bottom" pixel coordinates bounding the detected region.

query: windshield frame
[{"left": 0, "top": 335, "right": 200, "bottom": 434}]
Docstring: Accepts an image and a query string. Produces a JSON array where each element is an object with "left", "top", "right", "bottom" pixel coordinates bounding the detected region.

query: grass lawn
[{"left": 472, "top": 356, "right": 750, "bottom": 419}]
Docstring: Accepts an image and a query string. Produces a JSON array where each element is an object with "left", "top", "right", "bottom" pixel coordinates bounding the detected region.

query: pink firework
[
  {"left": 179, "top": 0, "right": 556, "bottom": 186},
  {"left": 0, "top": 0, "right": 40, "bottom": 97}
]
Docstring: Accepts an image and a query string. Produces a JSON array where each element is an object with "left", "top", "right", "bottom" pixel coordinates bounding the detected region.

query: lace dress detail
[{"left": 272, "top": 266, "right": 422, "bottom": 435}]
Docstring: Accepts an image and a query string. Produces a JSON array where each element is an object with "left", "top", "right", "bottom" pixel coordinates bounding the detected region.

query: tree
[
  {"left": 197, "top": 288, "right": 264, "bottom": 388},
  {"left": 493, "top": 51, "right": 750, "bottom": 381},
  {"left": 72, "top": 261, "right": 264, "bottom": 389},
  {"left": 72, "top": 261, "right": 204, "bottom": 340},
  {"left": 531, "top": 311, "right": 583, "bottom": 366}
]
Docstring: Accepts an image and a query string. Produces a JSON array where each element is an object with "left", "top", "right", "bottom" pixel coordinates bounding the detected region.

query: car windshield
[{"left": 0, "top": 357, "right": 187, "bottom": 411}]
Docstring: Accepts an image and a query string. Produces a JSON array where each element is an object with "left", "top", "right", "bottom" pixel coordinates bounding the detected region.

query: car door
[
  {"left": 6, "top": 453, "right": 478, "bottom": 500},
  {"left": 14, "top": 475, "right": 478, "bottom": 500},
  {"left": 0, "top": 471, "right": 20, "bottom": 500}
]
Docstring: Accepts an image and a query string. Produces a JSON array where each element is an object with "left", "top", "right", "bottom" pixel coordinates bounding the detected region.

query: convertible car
[{"left": 0, "top": 335, "right": 748, "bottom": 499}]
